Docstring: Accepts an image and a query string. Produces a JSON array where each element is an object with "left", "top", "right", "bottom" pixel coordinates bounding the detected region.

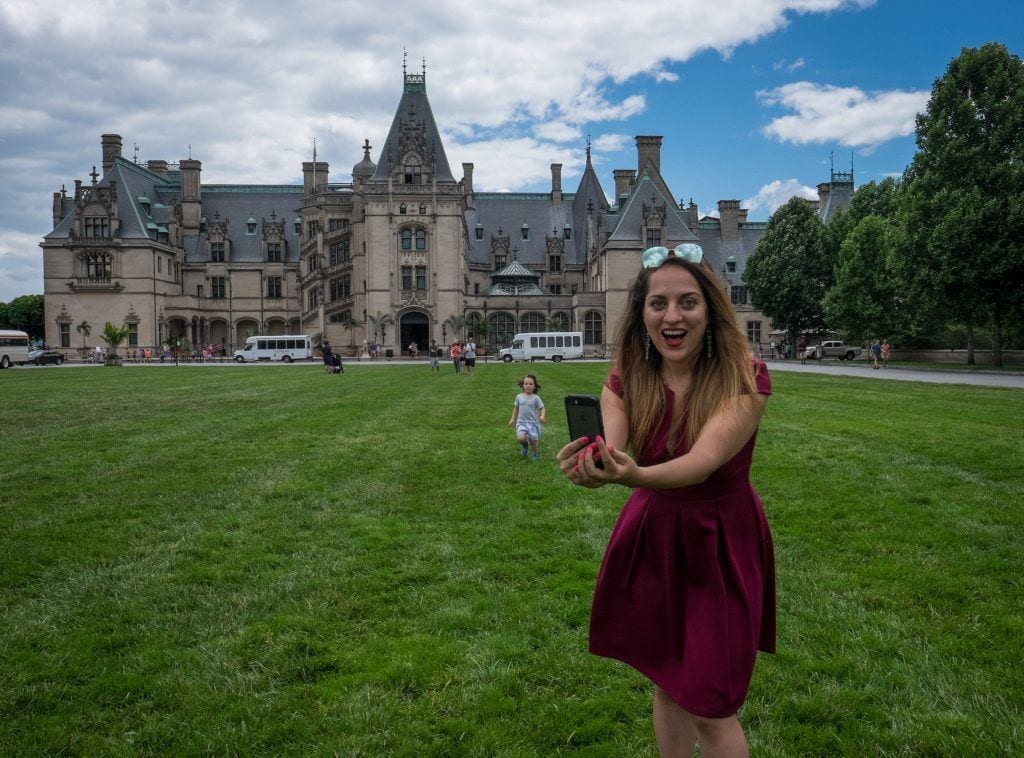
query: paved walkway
[{"left": 762, "top": 359, "right": 1024, "bottom": 389}]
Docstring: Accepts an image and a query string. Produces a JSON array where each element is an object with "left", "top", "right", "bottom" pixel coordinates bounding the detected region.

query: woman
[{"left": 557, "top": 244, "right": 775, "bottom": 756}]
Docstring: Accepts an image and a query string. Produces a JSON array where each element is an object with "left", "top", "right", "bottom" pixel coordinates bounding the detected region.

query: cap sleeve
[
  {"left": 604, "top": 369, "right": 624, "bottom": 398},
  {"left": 753, "top": 360, "right": 772, "bottom": 395}
]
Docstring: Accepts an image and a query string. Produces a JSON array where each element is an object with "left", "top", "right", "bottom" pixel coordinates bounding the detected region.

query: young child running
[{"left": 508, "top": 373, "right": 546, "bottom": 460}]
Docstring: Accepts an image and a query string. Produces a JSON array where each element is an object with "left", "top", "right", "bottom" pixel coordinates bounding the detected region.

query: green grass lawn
[{"left": 1, "top": 362, "right": 1021, "bottom": 756}]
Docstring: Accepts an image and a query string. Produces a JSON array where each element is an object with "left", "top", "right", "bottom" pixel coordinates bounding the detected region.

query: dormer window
[
  {"left": 521, "top": 224, "right": 530, "bottom": 241},
  {"left": 138, "top": 196, "right": 151, "bottom": 215},
  {"left": 475, "top": 224, "right": 484, "bottom": 240},
  {"left": 200, "top": 217, "right": 207, "bottom": 233},
  {"left": 563, "top": 224, "right": 571, "bottom": 240},
  {"left": 84, "top": 216, "right": 109, "bottom": 238},
  {"left": 246, "top": 217, "right": 257, "bottom": 235},
  {"left": 294, "top": 217, "right": 302, "bottom": 235},
  {"left": 404, "top": 164, "right": 421, "bottom": 185},
  {"left": 267, "top": 243, "right": 282, "bottom": 263},
  {"left": 726, "top": 257, "right": 737, "bottom": 274},
  {"left": 646, "top": 228, "right": 661, "bottom": 247}
]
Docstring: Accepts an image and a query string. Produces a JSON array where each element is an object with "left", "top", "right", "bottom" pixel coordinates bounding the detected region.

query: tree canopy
[
  {"left": 743, "top": 197, "right": 830, "bottom": 343},
  {"left": 899, "top": 42, "right": 1024, "bottom": 366},
  {"left": 823, "top": 215, "right": 902, "bottom": 342},
  {"left": 0, "top": 295, "right": 44, "bottom": 339}
]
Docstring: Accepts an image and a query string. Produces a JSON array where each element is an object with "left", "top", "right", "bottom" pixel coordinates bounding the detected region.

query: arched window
[
  {"left": 489, "top": 312, "right": 516, "bottom": 348},
  {"left": 584, "top": 312, "right": 603, "bottom": 345},
  {"left": 521, "top": 312, "right": 544, "bottom": 332},
  {"left": 399, "top": 203, "right": 407, "bottom": 214},
  {"left": 551, "top": 312, "right": 570, "bottom": 331},
  {"left": 246, "top": 217, "right": 257, "bottom": 235}
]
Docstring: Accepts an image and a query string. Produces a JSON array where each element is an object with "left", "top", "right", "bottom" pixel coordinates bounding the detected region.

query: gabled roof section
[
  {"left": 606, "top": 172, "right": 698, "bottom": 245},
  {"left": 370, "top": 71, "right": 455, "bottom": 183}
]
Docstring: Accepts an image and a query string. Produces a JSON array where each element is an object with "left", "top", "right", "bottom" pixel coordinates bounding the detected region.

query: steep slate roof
[
  {"left": 466, "top": 194, "right": 578, "bottom": 267},
  {"left": 370, "top": 73, "right": 455, "bottom": 183},
  {"left": 571, "top": 148, "right": 609, "bottom": 252},
  {"left": 178, "top": 185, "right": 306, "bottom": 263},
  {"left": 696, "top": 225, "right": 767, "bottom": 277},
  {"left": 45, "top": 158, "right": 177, "bottom": 241},
  {"left": 605, "top": 171, "right": 698, "bottom": 246}
]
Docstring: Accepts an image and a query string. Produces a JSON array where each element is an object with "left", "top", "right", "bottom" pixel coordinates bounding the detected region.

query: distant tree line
[
  {"left": 744, "top": 43, "right": 1024, "bottom": 367},
  {"left": 0, "top": 294, "right": 44, "bottom": 340}
]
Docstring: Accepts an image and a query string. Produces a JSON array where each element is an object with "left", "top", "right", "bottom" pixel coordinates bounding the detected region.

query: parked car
[
  {"left": 804, "top": 340, "right": 862, "bottom": 360},
  {"left": 27, "top": 349, "right": 65, "bottom": 365}
]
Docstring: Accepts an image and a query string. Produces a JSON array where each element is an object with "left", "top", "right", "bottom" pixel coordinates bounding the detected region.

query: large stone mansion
[{"left": 41, "top": 69, "right": 852, "bottom": 355}]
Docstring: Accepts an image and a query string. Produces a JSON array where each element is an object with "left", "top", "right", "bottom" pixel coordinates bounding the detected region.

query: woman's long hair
[{"left": 612, "top": 257, "right": 756, "bottom": 457}]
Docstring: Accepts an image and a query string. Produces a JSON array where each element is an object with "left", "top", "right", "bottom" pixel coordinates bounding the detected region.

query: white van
[
  {"left": 0, "top": 329, "right": 30, "bottom": 369},
  {"left": 234, "top": 335, "right": 312, "bottom": 363},
  {"left": 499, "top": 332, "right": 584, "bottom": 363}
]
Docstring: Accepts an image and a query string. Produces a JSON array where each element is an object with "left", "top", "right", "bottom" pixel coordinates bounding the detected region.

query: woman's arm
[{"left": 580, "top": 393, "right": 767, "bottom": 489}]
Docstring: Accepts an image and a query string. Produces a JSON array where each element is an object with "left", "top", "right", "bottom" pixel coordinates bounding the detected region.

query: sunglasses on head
[{"left": 642, "top": 243, "right": 704, "bottom": 269}]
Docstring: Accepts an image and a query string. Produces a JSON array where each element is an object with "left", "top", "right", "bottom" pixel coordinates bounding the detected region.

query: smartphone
[{"left": 565, "top": 393, "right": 605, "bottom": 456}]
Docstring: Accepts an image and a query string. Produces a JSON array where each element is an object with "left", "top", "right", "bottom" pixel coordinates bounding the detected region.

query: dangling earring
[
  {"left": 705, "top": 329, "right": 713, "bottom": 358},
  {"left": 644, "top": 333, "right": 651, "bottom": 361}
]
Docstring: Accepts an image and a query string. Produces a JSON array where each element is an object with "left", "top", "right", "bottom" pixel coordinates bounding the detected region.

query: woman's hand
[{"left": 557, "top": 436, "right": 640, "bottom": 488}]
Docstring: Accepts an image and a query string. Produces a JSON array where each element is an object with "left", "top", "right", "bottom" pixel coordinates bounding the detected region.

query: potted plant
[{"left": 101, "top": 321, "right": 130, "bottom": 366}]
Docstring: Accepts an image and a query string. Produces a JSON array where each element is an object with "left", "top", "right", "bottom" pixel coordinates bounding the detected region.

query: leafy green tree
[
  {"left": 743, "top": 197, "right": 830, "bottom": 352},
  {"left": 823, "top": 216, "right": 903, "bottom": 342},
  {"left": 899, "top": 42, "right": 1024, "bottom": 366},
  {"left": 0, "top": 294, "right": 44, "bottom": 339}
]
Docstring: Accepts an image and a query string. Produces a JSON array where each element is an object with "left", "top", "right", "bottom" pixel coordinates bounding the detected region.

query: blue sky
[{"left": 0, "top": 0, "right": 1021, "bottom": 301}]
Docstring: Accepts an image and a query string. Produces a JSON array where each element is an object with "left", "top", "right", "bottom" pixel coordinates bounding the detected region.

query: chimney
[
  {"left": 817, "top": 182, "right": 831, "bottom": 208},
  {"left": 179, "top": 159, "right": 202, "bottom": 231},
  {"left": 462, "top": 162, "right": 474, "bottom": 195},
  {"left": 551, "top": 163, "right": 562, "bottom": 203},
  {"left": 718, "top": 200, "right": 741, "bottom": 242},
  {"left": 688, "top": 199, "right": 698, "bottom": 230},
  {"left": 147, "top": 159, "right": 169, "bottom": 177},
  {"left": 52, "top": 188, "right": 67, "bottom": 228},
  {"left": 636, "top": 135, "right": 663, "bottom": 175},
  {"left": 302, "top": 161, "right": 330, "bottom": 195},
  {"left": 101, "top": 134, "right": 123, "bottom": 174},
  {"left": 613, "top": 169, "right": 636, "bottom": 204}
]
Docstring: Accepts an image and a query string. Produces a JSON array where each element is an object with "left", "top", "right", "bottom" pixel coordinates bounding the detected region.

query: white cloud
[
  {"left": 773, "top": 57, "right": 806, "bottom": 72},
  {"left": 758, "top": 81, "right": 929, "bottom": 150},
  {"left": 534, "top": 121, "right": 583, "bottom": 143},
  {"left": 743, "top": 178, "right": 818, "bottom": 217},
  {"left": 0, "top": 0, "right": 881, "bottom": 295}
]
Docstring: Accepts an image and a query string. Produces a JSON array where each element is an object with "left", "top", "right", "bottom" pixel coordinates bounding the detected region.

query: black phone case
[{"left": 565, "top": 394, "right": 605, "bottom": 442}]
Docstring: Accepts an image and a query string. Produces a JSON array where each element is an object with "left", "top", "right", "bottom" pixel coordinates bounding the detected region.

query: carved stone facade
[{"left": 41, "top": 72, "right": 844, "bottom": 356}]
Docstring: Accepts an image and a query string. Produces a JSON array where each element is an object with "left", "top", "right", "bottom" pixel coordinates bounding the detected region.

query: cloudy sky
[{"left": 1, "top": 0, "right": 1021, "bottom": 301}]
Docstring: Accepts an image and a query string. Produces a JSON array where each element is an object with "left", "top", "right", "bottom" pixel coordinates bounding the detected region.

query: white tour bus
[
  {"left": 499, "top": 331, "right": 584, "bottom": 363},
  {"left": 0, "top": 329, "right": 30, "bottom": 369},
  {"left": 234, "top": 335, "right": 312, "bottom": 363}
]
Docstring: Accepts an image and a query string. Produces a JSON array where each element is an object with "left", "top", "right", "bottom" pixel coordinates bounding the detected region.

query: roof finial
[
  {"left": 133, "top": 143, "right": 139, "bottom": 164},
  {"left": 422, "top": 57, "right": 426, "bottom": 78},
  {"left": 188, "top": 144, "right": 192, "bottom": 160},
  {"left": 586, "top": 134, "right": 592, "bottom": 166},
  {"left": 403, "top": 47, "right": 408, "bottom": 77}
]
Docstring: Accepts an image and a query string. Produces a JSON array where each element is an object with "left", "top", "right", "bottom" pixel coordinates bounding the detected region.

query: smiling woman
[{"left": 558, "top": 246, "right": 772, "bottom": 756}]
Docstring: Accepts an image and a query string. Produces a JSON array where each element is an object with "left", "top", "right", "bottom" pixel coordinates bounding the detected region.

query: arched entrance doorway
[
  {"left": 399, "top": 311, "right": 429, "bottom": 355},
  {"left": 235, "top": 318, "right": 259, "bottom": 347}
]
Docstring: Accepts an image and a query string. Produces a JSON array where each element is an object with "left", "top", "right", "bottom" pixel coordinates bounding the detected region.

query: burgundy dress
[{"left": 589, "top": 362, "right": 776, "bottom": 719}]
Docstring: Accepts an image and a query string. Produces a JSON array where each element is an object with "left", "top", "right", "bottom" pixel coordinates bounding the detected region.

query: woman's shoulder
[{"left": 605, "top": 368, "right": 625, "bottom": 398}]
